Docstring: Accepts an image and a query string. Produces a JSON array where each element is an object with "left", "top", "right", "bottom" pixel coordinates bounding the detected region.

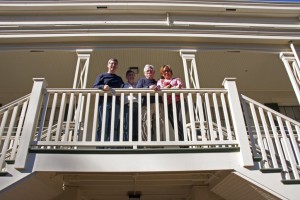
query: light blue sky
[
  {"left": 254, "top": 0, "right": 300, "bottom": 2},
  {"left": 255, "top": 0, "right": 300, "bottom": 2}
]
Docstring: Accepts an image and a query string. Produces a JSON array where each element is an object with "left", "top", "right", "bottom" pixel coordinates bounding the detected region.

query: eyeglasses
[{"left": 163, "top": 70, "right": 171, "bottom": 73}]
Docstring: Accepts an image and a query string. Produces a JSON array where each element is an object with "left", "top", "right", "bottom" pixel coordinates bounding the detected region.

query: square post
[
  {"left": 15, "top": 78, "right": 47, "bottom": 169},
  {"left": 223, "top": 78, "right": 254, "bottom": 167}
]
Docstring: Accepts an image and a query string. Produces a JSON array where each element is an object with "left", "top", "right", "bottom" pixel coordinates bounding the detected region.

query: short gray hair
[
  {"left": 144, "top": 64, "right": 154, "bottom": 72},
  {"left": 108, "top": 58, "right": 118, "bottom": 65}
]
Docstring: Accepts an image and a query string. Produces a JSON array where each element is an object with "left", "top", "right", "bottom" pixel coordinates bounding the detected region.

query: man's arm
[
  {"left": 135, "top": 79, "right": 144, "bottom": 88},
  {"left": 93, "top": 74, "right": 105, "bottom": 89}
]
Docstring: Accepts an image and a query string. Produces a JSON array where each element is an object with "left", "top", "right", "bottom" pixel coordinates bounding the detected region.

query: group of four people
[{"left": 93, "top": 58, "right": 184, "bottom": 143}]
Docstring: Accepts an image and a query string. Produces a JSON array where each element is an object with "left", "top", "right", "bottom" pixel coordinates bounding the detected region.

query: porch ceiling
[
  {"left": 59, "top": 171, "right": 217, "bottom": 200},
  {"left": 1, "top": 170, "right": 282, "bottom": 200}
]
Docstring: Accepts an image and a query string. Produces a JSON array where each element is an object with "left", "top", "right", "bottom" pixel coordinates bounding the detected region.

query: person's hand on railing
[
  {"left": 103, "top": 85, "right": 110, "bottom": 91},
  {"left": 149, "top": 85, "right": 160, "bottom": 91}
]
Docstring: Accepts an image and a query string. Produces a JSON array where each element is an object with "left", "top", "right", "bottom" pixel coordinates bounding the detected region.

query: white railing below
[
  {"left": 33, "top": 88, "right": 238, "bottom": 149},
  {"left": 241, "top": 95, "right": 300, "bottom": 182},
  {"left": 0, "top": 95, "right": 30, "bottom": 172}
]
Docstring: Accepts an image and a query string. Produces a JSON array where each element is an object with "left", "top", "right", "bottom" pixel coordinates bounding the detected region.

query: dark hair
[{"left": 126, "top": 69, "right": 134, "bottom": 76}]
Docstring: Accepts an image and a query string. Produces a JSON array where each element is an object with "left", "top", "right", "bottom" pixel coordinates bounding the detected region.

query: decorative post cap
[{"left": 222, "top": 78, "right": 237, "bottom": 86}]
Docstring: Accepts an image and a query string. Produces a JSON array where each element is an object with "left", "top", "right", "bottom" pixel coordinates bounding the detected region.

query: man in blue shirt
[{"left": 93, "top": 58, "right": 124, "bottom": 142}]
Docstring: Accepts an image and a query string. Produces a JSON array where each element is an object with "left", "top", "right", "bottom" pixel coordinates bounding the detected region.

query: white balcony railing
[
  {"left": 0, "top": 94, "right": 30, "bottom": 172},
  {"left": 33, "top": 87, "right": 237, "bottom": 148},
  {"left": 1, "top": 78, "right": 254, "bottom": 172},
  {"left": 241, "top": 95, "right": 300, "bottom": 183}
]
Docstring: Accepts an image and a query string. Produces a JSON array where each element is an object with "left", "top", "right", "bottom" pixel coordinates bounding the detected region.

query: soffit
[{"left": 0, "top": 1, "right": 299, "bottom": 17}]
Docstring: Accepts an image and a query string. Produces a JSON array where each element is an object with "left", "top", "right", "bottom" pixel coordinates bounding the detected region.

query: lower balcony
[{"left": 0, "top": 78, "right": 300, "bottom": 200}]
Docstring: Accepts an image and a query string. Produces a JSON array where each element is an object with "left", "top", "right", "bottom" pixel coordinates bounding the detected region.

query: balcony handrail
[
  {"left": 241, "top": 94, "right": 300, "bottom": 182},
  {"left": 0, "top": 94, "right": 30, "bottom": 113},
  {"left": 0, "top": 94, "right": 30, "bottom": 172},
  {"left": 30, "top": 87, "right": 235, "bottom": 148},
  {"left": 46, "top": 88, "right": 227, "bottom": 93},
  {"left": 14, "top": 78, "right": 256, "bottom": 169},
  {"left": 242, "top": 94, "right": 300, "bottom": 126}
]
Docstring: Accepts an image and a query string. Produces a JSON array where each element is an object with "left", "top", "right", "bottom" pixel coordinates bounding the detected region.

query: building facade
[{"left": 0, "top": 1, "right": 300, "bottom": 199}]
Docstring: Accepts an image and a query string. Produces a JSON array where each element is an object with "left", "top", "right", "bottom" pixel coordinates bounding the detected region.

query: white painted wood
[
  {"left": 196, "top": 93, "right": 206, "bottom": 141},
  {"left": 119, "top": 93, "right": 124, "bottom": 141},
  {"left": 205, "top": 93, "right": 214, "bottom": 141},
  {"left": 241, "top": 99, "right": 260, "bottom": 160},
  {"left": 280, "top": 54, "right": 300, "bottom": 105},
  {"left": 46, "top": 93, "right": 57, "bottom": 142},
  {"left": 186, "top": 93, "right": 196, "bottom": 141},
  {"left": 34, "top": 152, "right": 241, "bottom": 172},
  {"left": 0, "top": 111, "right": 8, "bottom": 144},
  {"left": 100, "top": 93, "right": 107, "bottom": 142},
  {"left": 172, "top": 93, "right": 179, "bottom": 141},
  {"left": 73, "top": 93, "right": 83, "bottom": 142},
  {"left": 296, "top": 126, "right": 300, "bottom": 142},
  {"left": 213, "top": 93, "right": 223, "bottom": 141},
  {"left": 290, "top": 43, "right": 300, "bottom": 73},
  {"left": 146, "top": 93, "right": 151, "bottom": 142},
  {"left": 279, "top": 137, "right": 291, "bottom": 180},
  {"left": 10, "top": 100, "right": 28, "bottom": 160},
  {"left": 180, "top": 93, "right": 188, "bottom": 141},
  {"left": 221, "top": 93, "right": 232, "bottom": 140},
  {"left": 36, "top": 93, "right": 49, "bottom": 141},
  {"left": 155, "top": 93, "right": 161, "bottom": 141},
  {"left": 36, "top": 140, "right": 238, "bottom": 147},
  {"left": 242, "top": 94, "right": 300, "bottom": 125},
  {"left": 180, "top": 50, "right": 199, "bottom": 89},
  {"left": 92, "top": 93, "right": 99, "bottom": 142},
  {"left": 110, "top": 94, "right": 116, "bottom": 142},
  {"left": 163, "top": 93, "right": 170, "bottom": 141},
  {"left": 277, "top": 118, "right": 300, "bottom": 179},
  {"left": 64, "top": 93, "right": 75, "bottom": 142},
  {"left": 285, "top": 122, "right": 300, "bottom": 165},
  {"left": 138, "top": 93, "right": 142, "bottom": 143},
  {"left": 258, "top": 108, "right": 278, "bottom": 168},
  {"left": 55, "top": 93, "right": 66, "bottom": 142},
  {"left": 73, "top": 49, "right": 92, "bottom": 89},
  {"left": 267, "top": 113, "right": 289, "bottom": 179},
  {"left": 223, "top": 78, "right": 253, "bottom": 167},
  {"left": 285, "top": 121, "right": 300, "bottom": 178},
  {"left": 128, "top": 93, "right": 133, "bottom": 142},
  {"left": 82, "top": 93, "right": 90, "bottom": 142},
  {"left": 15, "top": 78, "right": 47, "bottom": 169},
  {"left": 191, "top": 58, "right": 200, "bottom": 89},
  {"left": 0, "top": 106, "right": 18, "bottom": 170}
]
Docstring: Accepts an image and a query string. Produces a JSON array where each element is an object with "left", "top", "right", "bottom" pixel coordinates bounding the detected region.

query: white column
[
  {"left": 15, "top": 78, "right": 47, "bottom": 169},
  {"left": 280, "top": 52, "right": 300, "bottom": 105},
  {"left": 179, "top": 49, "right": 199, "bottom": 140},
  {"left": 223, "top": 78, "right": 254, "bottom": 167},
  {"left": 290, "top": 42, "right": 300, "bottom": 71},
  {"left": 73, "top": 49, "right": 93, "bottom": 135},
  {"left": 179, "top": 49, "right": 200, "bottom": 89},
  {"left": 73, "top": 49, "right": 93, "bottom": 89}
]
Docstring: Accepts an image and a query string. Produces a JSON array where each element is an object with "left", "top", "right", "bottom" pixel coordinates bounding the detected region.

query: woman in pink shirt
[{"left": 157, "top": 65, "right": 184, "bottom": 141}]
